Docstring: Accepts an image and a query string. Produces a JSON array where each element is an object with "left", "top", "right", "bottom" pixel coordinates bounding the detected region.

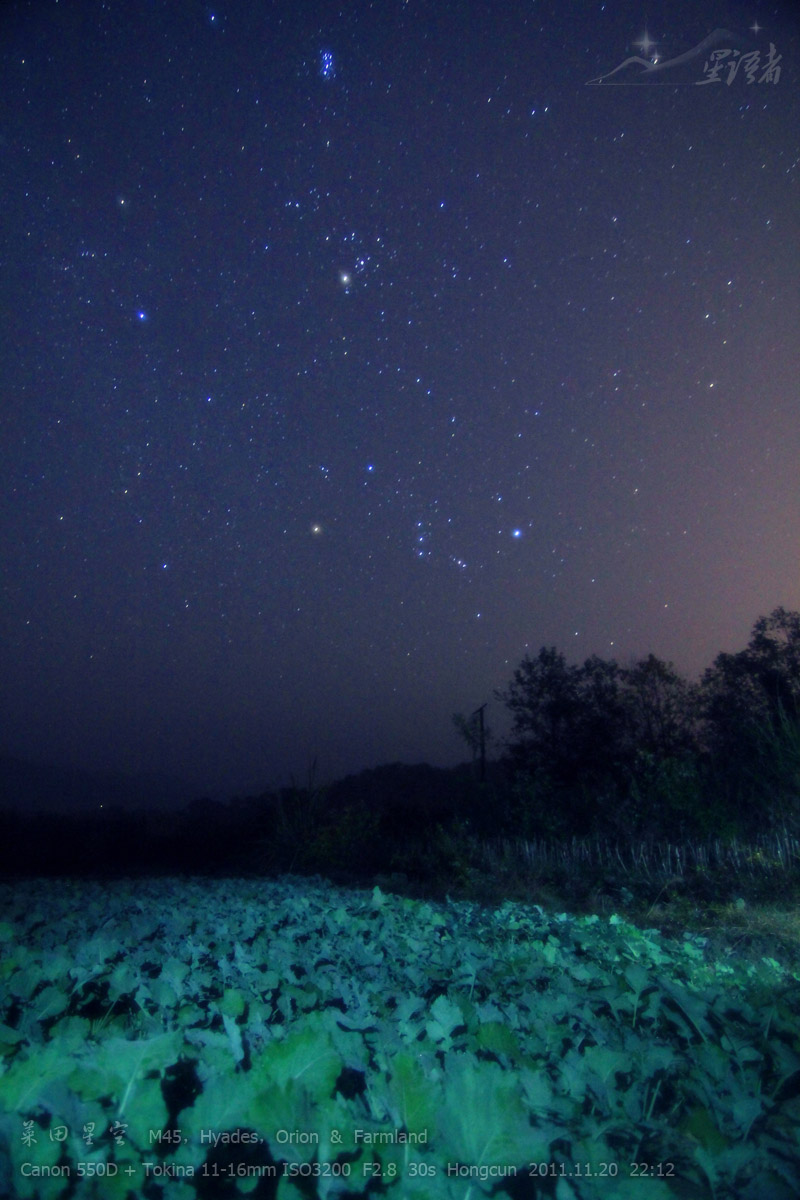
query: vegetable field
[{"left": 0, "top": 875, "right": 798, "bottom": 1199}]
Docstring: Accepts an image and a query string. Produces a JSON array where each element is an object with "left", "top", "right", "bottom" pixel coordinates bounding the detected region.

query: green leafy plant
[{"left": 1, "top": 872, "right": 799, "bottom": 1199}]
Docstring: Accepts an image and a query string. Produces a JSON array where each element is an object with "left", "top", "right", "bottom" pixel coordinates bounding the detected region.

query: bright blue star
[{"left": 136, "top": 310, "right": 148, "bottom": 322}]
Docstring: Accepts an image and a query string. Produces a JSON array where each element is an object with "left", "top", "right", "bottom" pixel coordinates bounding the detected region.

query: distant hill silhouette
[
  {"left": 0, "top": 755, "right": 502, "bottom": 878},
  {"left": 325, "top": 759, "right": 501, "bottom": 827},
  {"left": 0, "top": 754, "right": 194, "bottom": 815}
]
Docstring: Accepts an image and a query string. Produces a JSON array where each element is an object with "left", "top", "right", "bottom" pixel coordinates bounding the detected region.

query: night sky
[{"left": 1, "top": 1, "right": 798, "bottom": 799}]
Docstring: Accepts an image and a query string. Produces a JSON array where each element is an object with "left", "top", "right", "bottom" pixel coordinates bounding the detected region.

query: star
[
  {"left": 634, "top": 30, "right": 657, "bottom": 57},
  {"left": 750, "top": 21, "right": 762, "bottom": 36}
]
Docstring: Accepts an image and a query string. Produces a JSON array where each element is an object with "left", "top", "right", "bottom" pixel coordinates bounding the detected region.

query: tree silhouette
[
  {"left": 621, "top": 653, "right": 700, "bottom": 761},
  {"left": 497, "top": 648, "right": 636, "bottom": 834},
  {"left": 701, "top": 608, "right": 800, "bottom": 830}
]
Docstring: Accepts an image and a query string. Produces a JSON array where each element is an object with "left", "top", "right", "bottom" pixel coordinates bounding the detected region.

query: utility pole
[{"left": 472, "top": 703, "right": 487, "bottom": 783}]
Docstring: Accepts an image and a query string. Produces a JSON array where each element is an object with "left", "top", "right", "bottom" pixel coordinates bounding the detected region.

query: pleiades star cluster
[{"left": 1, "top": 1, "right": 798, "bottom": 796}]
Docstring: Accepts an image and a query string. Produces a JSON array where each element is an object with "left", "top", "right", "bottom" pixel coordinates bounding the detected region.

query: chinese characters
[{"left": 700, "top": 43, "right": 781, "bottom": 85}]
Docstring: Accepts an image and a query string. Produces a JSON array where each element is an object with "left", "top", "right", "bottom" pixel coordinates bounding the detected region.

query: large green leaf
[
  {"left": 93, "top": 1031, "right": 183, "bottom": 1115},
  {"left": 368, "top": 1049, "right": 440, "bottom": 1136},
  {"left": 0, "top": 1044, "right": 68, "bottom": 1114},
  {"left": 249, "top": 1017, "right": 342, "bottom": 1095},
  {"left": 437, "top": 1054, "right": 544, "bottom": 1168}
]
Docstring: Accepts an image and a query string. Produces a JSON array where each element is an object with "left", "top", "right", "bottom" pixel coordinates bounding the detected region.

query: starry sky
[{"left": 1, "top": 0, "right": 799, "bottom": 799}]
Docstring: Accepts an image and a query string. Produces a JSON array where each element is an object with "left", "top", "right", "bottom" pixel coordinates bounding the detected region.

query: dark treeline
[
  {"left": 1, "top": 608, "right": 798, "bottom": 880},
  {"left": 493, "top": 606, "right": 800, "bottom": 844},
  {"left": 0, "top": 761, "right": 496, "bottom": 878}
]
